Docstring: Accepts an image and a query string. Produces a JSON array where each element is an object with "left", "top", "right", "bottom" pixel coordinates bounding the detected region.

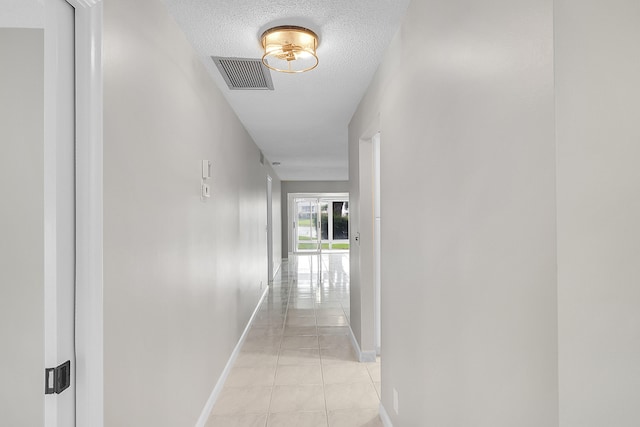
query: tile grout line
[
  {"left": 316, "top": 254, "right": 331, "bottom": 427},
  {"left": 366, "top": 364, "right": 381, "bottom": 401},
  {"left": 264, "top": 259, "right": 294, "bottom": 425}
]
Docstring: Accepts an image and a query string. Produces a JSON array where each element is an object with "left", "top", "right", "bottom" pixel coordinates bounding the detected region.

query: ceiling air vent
[{"left": 212, "top": 57, "right": 274, "bottom": 90}]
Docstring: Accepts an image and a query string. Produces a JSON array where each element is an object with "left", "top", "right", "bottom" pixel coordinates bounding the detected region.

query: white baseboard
[
  {"left": 348, "top": 326, "right": 377, "bottom": 363},
  {"left": 379, "top": 403, "right": 393, "bottom": 427},
  {"left": 194, "top": 286, "right": 270, "bottom": 427}
]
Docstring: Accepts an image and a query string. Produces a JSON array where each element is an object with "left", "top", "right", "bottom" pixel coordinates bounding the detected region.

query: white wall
[
  {"left": 270, "top": 175, "right": 282, "bottom": 276},
  {"left": 0, "top": 28, "right": 44, "bottom": 427},
  {"left": 280, "top": 180, "right": 349, "bottom": 255},
  {"left": 350, "top": 0, "right": 558, "bottom": 425},
  {"left": 0, "top": 0, "right": 43, "bottom": 28},
  {"left": 556, "top": 1, "right": 640, "bottom": 425},
  {"left": 103, "top": 0, "right": 281, "bottom": 425}
]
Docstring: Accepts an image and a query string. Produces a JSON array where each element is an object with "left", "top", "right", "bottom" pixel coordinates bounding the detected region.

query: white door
[
  {"left": 373, "top": 133, "right": 381, "bottom": 353},
  {"left": 267, "top": 176, "right": 273, "bottom": 282},
  {"left": 318, "top": 198, "right": 350, "bottom": 251},
  {"left": 44, "top": 0, "right": 76, "bottom": 425},
  {"left": 294, "top": 198, "right": 321, "bottom": 253}
]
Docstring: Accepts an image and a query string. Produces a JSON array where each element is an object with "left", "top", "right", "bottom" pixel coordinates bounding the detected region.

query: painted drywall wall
[
  {"left": 0, "top": 28, "right": 44, "bottom": 427},
  {"left": 556, "top": 1, "right": 640, "bottom": 425},
  {"left": 103, "top": 0, "right": 281, "bottom": 425},
  {"left": 271, "top": 176, "right": 282, "bottom": 276},
  {"left": 280, "top": 180, "right": 349, "bottom": 256},
  {"left": 0, "top": 0, "right": 43, "bottom": 28},
  {"left": 349, "top": 0, "right": 558, "bottom": 425}
]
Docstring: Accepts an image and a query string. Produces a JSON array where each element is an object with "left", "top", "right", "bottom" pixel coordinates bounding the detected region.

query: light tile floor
[{"left": 207, "top": 253, "right": 382, "bottom": 427}]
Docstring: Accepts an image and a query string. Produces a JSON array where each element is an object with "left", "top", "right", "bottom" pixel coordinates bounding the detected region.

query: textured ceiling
[{"left": 160, "top": 0, "right": 410, "bottom": 181}]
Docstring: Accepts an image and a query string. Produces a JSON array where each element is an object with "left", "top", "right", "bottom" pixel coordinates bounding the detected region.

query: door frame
[
  {"left": 44, "top": 1, "right": 77, "bottom": 424},
  {"left": 45, "top": 1, "right": 104, "bottom": 425},
  {"left": 352, "top": 120, "right": 380, "bottom": 362},
  {"left": 267, "top": 175, "right": 273, "bottom": 282},
  {"left": 372, "top": 133, "right": 381, "bottom": 354},
  {"left": 72, "top": 2, "right": 104, "bottom": 425}
]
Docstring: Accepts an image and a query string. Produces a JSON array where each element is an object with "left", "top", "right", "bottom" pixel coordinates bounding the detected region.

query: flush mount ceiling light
[{"left": 261, "top": 26, "right": 319, "bottom": 73}]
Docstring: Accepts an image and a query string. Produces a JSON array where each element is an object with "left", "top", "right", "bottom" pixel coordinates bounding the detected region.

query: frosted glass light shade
[{"left": 261, "top": 26, "right": 319, "bottom": 73}]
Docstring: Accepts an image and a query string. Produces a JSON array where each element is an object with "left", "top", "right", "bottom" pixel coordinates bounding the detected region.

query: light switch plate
[
  {"left": 202, "top": 160, "right": 211, "bottom": 179},
  {"left": 201, "top": 183, "right": 210, "bottom": 198}
]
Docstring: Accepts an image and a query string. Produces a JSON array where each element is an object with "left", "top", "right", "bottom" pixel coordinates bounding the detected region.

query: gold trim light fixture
[{"left": 261, "top": 26, "right": 319, "bottom": 73}]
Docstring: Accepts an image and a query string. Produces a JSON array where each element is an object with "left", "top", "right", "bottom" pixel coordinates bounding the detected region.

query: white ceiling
[{"left": 161, "top": 0, "right": 410, "bottom": 181}]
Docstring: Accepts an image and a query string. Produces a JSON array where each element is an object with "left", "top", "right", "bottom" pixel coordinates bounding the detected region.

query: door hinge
[{"left": 45, "top": 360, "right": 71, "bottom": 395}]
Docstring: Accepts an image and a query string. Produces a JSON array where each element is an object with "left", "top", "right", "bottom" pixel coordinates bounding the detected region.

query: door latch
[{"left": 45, "top": 360, "right": 71, "bottom": 395}]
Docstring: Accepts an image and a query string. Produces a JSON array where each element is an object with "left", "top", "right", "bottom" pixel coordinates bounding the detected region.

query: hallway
[
  {"left": 3, "top": 0, "right": 639, "bottom": 424},
  {"left": 207, "top": 254, "right": 382, "bottom": 427}
]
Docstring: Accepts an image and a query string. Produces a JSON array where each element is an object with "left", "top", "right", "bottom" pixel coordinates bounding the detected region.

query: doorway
[
  {"left": 294, "top": 198, "right": 322, "bottom": 253},
  {"left": 267, "top": 175, "right": 274, "bottom": 282},
  {"left": 0, "top": 0, "right": 104, "bottom": 424},
  {"left": 373, "top": 133, "right": 381, "bottom": 354},
  {"left": 319, "top": 199, "right": 350, "bottom": 251},
  {"left": 290, "top": 194, "right": 350, "bottom": 254}
]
